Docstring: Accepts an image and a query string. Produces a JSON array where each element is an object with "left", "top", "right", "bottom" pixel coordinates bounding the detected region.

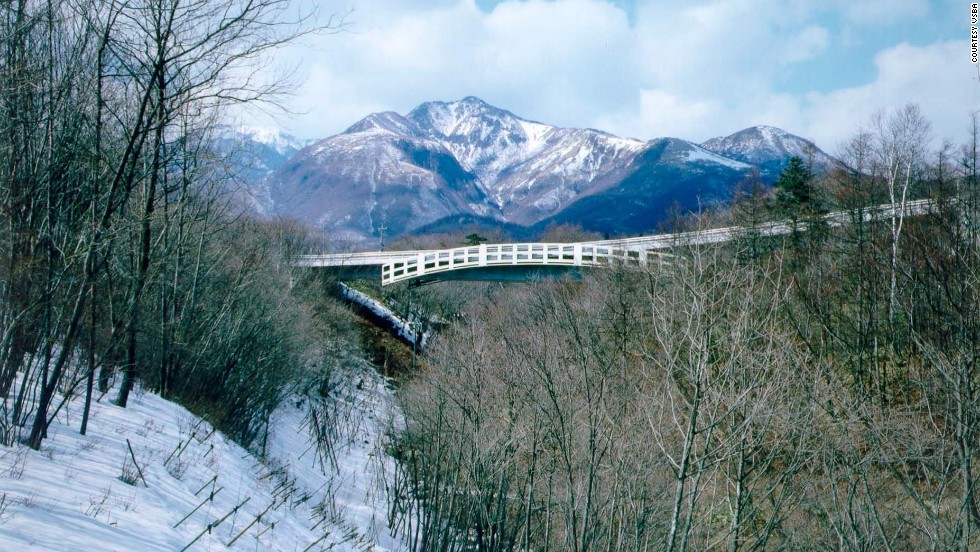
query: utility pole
[{"left": 377, "top": 221, "right": 388, "bottom": 251}]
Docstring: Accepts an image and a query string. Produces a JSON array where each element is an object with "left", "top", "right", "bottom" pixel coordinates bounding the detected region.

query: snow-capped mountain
[
  {"left": 259, "top": 98, "right": 836, "bottom": 244},
  {"left": 405, "top": 97, "right": 645, "bottom": 222},
  {"left": 702, "top": 125, "right": 838, "bottom": 176},
  {"left": 271, "top": 110, "right": 494, "bottom": 244},
  {"left": 234, "top": 125, "right": 311, "bottom": 157},
  {"left": 215, "top": 125, "right": 310, "bottom": 174},
  {"left": 268, "top": 97, "right": 652, "bottom": 242},
  {"left": 213, "top": 126, "right": 311, "bottom": 216}
]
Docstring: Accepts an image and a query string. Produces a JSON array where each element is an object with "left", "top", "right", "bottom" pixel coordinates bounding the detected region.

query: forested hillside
[
  {"left": 386, "top": 107, "right": 980, "bottom": 551},
  {"left": 0, "top": 3, "right": 414, "bottom": 548},
  {"left": 0, "top": 0, "right": 342, "bottom": 452}
]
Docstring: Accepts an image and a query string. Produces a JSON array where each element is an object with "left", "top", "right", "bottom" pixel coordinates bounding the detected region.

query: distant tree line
[{"left": 389, "top": 106, "right": 980, "bottom": 551}]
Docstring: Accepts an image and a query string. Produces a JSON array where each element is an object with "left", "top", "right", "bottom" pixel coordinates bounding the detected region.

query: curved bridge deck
[
  {"left": 380, "top": 243, "right": 669, "bottom": 285},
  {"left": 292, "top": 199, "right": 936, "bottom": 285}
]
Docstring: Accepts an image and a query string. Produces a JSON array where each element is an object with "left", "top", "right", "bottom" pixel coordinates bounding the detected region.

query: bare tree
[{"left": 869, "top": 104, "right": 931, "bottom": 325}]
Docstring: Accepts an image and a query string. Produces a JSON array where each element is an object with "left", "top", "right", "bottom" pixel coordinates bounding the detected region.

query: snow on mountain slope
[
  {"left": 682, "top": 143, "right": 754, "bottom": 170},
  {"left": 259, "top": 98, "right": 838, "bottom": 243},
  {"left": 234, "top": 125, "right": 311, "bottom": 157},
  {"left": 214, "top": 126, "right": 312, "bottom": 217},
  {"left": 0, "top": 363, "right": 405, "bottom": 551},
  {"left": 407, "top": 97, "right": 558, "bottom": 188},
  {"left": 701, "top": 125, "right": 837, "bottom": 173},
  {"left": 498, "top": 128, "right": 645, "bottom": 223},
  {"left": 535, "top": 137, "right": 755, "bottom": 237},
  {"left": 273, "top": 114, "right": 493, "bottom": 242},
  {"left": 404, "top": 97, "right": 646, "bottom": 223},
  {"left": 342, "top": 112, "right": 424, "bottom": 138}
]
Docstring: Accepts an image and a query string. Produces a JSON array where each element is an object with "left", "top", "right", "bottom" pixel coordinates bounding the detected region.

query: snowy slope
[
  {"left": 536, "top": 137, "right": 756, "bottom": 236},
  {"left": 340, "top": 284, "right": 431, "bottom": 349},
  {"left": 234, "top": 126, "right": 311, "bottom": 158},
  {"left": 407, "top": 97, "right": 561, "bottom": 189},
  {"left": 213, "top": 125, "right": 313, "bottom": 217},
  {"left": 407, "top": 97, "right": 646, "bottom": 221},
  {"left": 701, "top": 125, "right": 837, "bottom": 174},
  {"left": 271, "top": 97, "right": 650, "bottom": 237},
  {"left": 261, "top": 98, "right": 839, "bottom": 243},
  {"left": 0, "top": 364, "right": 405, "bottom": 551},
  {"left": 272, "top": 110, "right": 493, "bottom": 242},
  {"left": 683, "top": 143, "right": 754, "bottom": 169}
]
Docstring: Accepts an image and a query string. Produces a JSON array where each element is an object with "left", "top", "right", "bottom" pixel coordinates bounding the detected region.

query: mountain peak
[
  {"left": 217, "top": 124, "right": 309, "bottom": 156},
  {"left": 459, "top": 95, "right": 491, "bottom": 107},
  {"left": 737, "top": 125, "right": 800, "bottom": 146},
  {"left": 259, "top": 99, "right": 840, "bottom": 245},
  {"left": 406, "top": 96, "right": 530, "bottom": 139},
  {"left": 701, "top": 125, "right": 827, "bottom": 169}
]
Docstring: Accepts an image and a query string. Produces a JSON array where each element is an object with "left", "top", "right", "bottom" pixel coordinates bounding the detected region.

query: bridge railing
[
  {"left": 295, "top": 198, "right": 938, "bottom": 285},
  {"left": 592, "top": 198, "right": 937, "bottom": 252},
  {"left": 291, "top": 250, "right": 423, "bottom": 267},
  {"left": 381, "top": 242, "right": 667, "bottom": 285}
]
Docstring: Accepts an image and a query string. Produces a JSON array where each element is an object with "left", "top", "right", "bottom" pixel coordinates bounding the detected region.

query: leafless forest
[
  {"left": 0, "top": 0, "right": 348, "bottom": 453},
  {"left": 386, "top": 107, "right": 980, "bottom": 551}
]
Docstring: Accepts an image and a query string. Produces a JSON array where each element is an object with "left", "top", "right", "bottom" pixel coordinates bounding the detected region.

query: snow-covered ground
[{"left": 0, "top": 362, "right": 406, "bottom": 551}]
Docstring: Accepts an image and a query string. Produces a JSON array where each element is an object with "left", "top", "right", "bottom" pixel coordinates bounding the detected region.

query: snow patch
[
  {"left": 340, "top": 284, "right": 431, "bottom": 348},
  {"left": 234, "top": 125, "right": 308, "bottom": 157},
  {"left": 684, "top": 146, "right": 753, "bottom": 170}
]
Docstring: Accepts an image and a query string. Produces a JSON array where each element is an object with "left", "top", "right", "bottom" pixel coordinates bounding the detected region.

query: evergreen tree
[
  {"left": 775, "top": 156, "right": 827, "bottom": 260},
  {"left": 464, "top": 233, "right": 488, "bottom": 246},
  {"left": 776, "top": 156, "right": 815, "bottom": 222}
]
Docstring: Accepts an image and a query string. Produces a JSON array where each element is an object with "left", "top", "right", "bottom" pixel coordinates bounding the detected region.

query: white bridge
[{"left": 293, "top": 199, "right": 936, "bottom": 285}]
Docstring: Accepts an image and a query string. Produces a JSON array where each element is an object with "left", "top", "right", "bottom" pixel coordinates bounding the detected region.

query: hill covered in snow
[{"left": 0, "top": 360, "right": 405, "bottom": 551}]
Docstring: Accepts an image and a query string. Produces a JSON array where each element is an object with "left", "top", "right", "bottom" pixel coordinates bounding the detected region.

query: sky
[{"left": 246, "top": 0, "right": 978, "bottom": 154}]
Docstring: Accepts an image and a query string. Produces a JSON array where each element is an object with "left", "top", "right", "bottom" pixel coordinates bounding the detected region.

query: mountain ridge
[{"left": 248, "top": 98, "right": 835, "bottom": 245}]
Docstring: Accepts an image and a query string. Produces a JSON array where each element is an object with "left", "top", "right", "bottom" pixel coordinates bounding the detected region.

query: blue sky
[{"left": 252, "top": 0, "right": 978, "bottom": 153}]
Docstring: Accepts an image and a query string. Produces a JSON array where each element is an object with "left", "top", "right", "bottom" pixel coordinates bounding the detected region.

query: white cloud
[
  {"left": 596, "top": 89, "right": 721, "bottom": 139},
  {"left": 633, "top": 0, "right": 827, "bottom": 95},
  {"left": 799, "top": 41, "right": 980, "bottom": 152},
  {"left": 243, "top": 0, "right": 975, "bottom": 156},
  {"left": 270, "top": 0, "right": 636, "bottom": 136},
  {"left": 785, "top": 25, "right": 831, "bottom": 63}
]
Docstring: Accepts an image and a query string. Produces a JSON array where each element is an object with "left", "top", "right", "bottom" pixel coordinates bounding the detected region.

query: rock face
[{"left": 256, "top": 98, "right": 836, "bottom": 244}]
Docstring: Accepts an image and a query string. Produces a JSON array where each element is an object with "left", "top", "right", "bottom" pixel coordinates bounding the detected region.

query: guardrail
[
  {"left": 381, "top": 243, "right": 668, "bottom": 285},
  {"left": 293, "top": 198, "right": 939, "bottom": 285},
  {"left": 595, "top": 198, "right": 937, "bottom": 251},
  {"left": 291, "top": 250, "right": 422, "bottom": 268}
]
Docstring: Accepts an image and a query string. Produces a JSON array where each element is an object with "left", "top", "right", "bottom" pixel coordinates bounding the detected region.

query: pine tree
[
  {"left": 775, "top": 156, "right": 826, "bottom": 260},
  {"left": 464, "top": 233, "right": 488, "bottom": 246},
  {"left": 775, "top": 156, "right": 815, "bottom": 222}
]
